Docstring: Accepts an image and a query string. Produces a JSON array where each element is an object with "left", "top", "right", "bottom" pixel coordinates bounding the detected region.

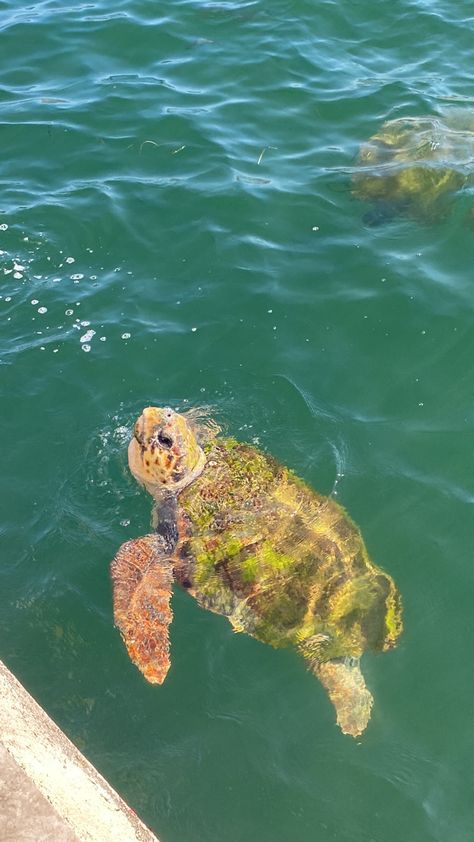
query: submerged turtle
[
  {"left": 110, "top": 406, "right": 402, "bottom": 737},
  {"left": 352, "top": 112, "right": 474, "bottom": 224}
]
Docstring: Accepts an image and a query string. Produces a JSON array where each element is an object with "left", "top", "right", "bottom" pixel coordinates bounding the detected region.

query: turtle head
[{"left": 128, "top": 406, "right": 205, "bottom": 497}]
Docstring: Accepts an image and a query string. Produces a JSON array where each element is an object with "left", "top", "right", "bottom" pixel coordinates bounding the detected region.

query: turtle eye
[{"left": 157, "top": 431, "right": 173, "bottom": 449}]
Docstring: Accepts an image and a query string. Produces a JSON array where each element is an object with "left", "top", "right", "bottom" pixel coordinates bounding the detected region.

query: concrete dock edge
[{"left": 0, "top": 659, "right": 159, "bottom": 841}]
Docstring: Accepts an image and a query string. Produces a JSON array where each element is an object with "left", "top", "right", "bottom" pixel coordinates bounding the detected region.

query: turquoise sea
[{"left": 1, "top": 1, "right": 474, "bottom": 840}]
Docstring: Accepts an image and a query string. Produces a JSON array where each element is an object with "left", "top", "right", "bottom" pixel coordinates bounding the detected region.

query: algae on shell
[{"left": 353, "top": 112, "right": 474, "bottom": 224}]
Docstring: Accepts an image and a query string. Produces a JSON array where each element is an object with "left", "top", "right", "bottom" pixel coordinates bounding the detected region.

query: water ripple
[{"left": 1, "top": 0, "right": 474, "bottom": 840}]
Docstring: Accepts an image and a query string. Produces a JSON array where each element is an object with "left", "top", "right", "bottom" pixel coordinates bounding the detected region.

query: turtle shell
[
  {"left": 352, "top": 113, "right": 474, "bottom": 224},
  {"left": 175, "top": 437, "right": 402, "bottom": 665}
]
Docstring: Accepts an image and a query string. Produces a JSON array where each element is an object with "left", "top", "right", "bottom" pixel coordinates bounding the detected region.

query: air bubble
[{"left": 80, "top": 329, "right": 96, "bottom": 343}]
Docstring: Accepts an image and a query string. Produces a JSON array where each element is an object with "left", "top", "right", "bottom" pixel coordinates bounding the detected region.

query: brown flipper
[
  {"left": 314, "top": 659, "right": 373, "bottom": 737},
  {"left": 110, "top": 534, "right": 173, "bottom": 684}
]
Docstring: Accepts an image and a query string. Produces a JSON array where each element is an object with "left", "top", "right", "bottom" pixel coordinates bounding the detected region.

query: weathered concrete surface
[
  {"left": 0, "top": 660, "right": 159, "bottom": 842},
  {"left": 0, "top": 744, "right": 79, "bottom": 841}
]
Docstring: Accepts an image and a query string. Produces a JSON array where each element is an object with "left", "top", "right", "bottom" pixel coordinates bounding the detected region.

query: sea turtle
[
  {"left": 352, "top": 112, "right": 474, "bottom": 224},
  {"left": 110, "top": 406, "right": 402, "bottom": 737}
]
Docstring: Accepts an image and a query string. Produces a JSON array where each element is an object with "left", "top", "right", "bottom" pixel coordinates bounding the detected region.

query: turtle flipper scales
[
  {"left": 110, "top": 534, "right": 173, "bottom": 684},
  {"left": 315, "top": 659, "right": 373, "bottom": 737}
]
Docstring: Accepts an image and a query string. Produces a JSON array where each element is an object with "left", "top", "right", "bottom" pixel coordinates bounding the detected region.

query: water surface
[{"left": 1, "top": 1, "right": 474, "bottom": 840}]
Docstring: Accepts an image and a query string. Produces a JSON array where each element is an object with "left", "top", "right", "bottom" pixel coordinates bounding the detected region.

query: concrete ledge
[{"left": 0, "top": 659, "right": 159, "bottom": 842}]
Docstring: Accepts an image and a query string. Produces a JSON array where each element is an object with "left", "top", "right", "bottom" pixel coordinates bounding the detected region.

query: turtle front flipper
[
  {"left": 110, "top": 534, "right": 174, "bottom": 684},
  {"left": 314, "top": 658, "right": 373, "bottom": 738}
]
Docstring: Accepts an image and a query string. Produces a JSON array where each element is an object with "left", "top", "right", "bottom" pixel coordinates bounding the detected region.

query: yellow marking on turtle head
[{"left": 128, "top": 406, "right": 205, "bottom": 498}]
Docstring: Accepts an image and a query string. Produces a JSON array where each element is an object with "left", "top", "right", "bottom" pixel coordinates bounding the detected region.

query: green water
[{"left": 1, "top": 1, "right": 474, "bottom": 839}]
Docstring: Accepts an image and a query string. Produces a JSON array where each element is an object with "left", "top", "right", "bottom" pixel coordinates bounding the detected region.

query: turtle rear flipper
[
  {"left": 315, "top": 659, "right": 373, "bottom": 737},
  {"left": 110, "top": 534, "right": 174, "bottom": 684}
]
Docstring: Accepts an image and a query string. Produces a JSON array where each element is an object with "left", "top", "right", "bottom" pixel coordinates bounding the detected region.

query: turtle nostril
[{"left": 157, "top": 431, "right": 173, "bottom": 449}]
